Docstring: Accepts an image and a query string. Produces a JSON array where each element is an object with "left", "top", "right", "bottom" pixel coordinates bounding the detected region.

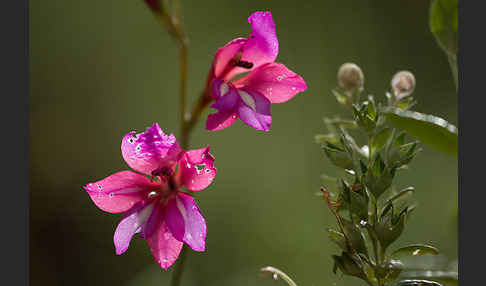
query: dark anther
[
  {"left": 230, "top": 59, "right": 254, "bottom": 69},
  {"left": 151, "top": 167, "right": 173, "bottom": 178}
]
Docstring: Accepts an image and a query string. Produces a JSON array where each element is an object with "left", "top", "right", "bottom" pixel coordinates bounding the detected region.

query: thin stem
[
  {"left": 261, "top": 266, "right": 298, "bottom": 286},
  {"left": 170, "top": 246, "right": 188, "bottom": 286}
]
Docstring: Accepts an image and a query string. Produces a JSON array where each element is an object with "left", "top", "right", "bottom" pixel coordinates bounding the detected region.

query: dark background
[{"left": 30, "top": 1, "right": 457, "bottom": 285}]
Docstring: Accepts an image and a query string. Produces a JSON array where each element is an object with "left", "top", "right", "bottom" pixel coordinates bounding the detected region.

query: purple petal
[
  {"left": 113, "top": 201, "right": 156, "bottom": 255},
  {"left": 178, "top": 147, "right": 217, "bottom": 191},
  {"left": 165, "top": 196, "right": 185, "bottom": 242},
  {"left": 236, "top": 89, "right": 272, "bottom": 131},
  {"left": 210, "top": 81, "right": 239, "bottom": 111},
  {"left": 83, "top": 171, "right": 159, "bottom": 213},
  {"left": 166, "top": 193, "right": 207, "bottom": 252},
  {"left": 121, "top": 123, "right": 182, "bottom": 175},
  {"left": 233, "top": 62, "right": 307, "bottom": 103},
  {"left": 206, "top": 111, "right": 238, "bottom": 131}
]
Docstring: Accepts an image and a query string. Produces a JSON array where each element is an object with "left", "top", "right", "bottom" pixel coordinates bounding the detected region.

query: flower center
[{"left": 151, "top": 166, "right": 179, "bottom": 201}]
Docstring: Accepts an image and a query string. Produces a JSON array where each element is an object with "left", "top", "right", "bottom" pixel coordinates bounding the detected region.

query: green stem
[
  {"left": 447, "top": 55, "right": 458, "bottom": 91},
  {"left": 170, "top": 246, "right": 188, "bottom": 286}
]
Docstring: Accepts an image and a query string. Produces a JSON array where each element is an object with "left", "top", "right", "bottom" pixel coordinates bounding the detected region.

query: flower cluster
[{"left": 84, "top": 10, "right": 306, "bottom": 270}]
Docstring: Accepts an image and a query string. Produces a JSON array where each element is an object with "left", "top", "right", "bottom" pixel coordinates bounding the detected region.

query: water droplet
[
  {"left": 205, "top": 169, "right": 211, "bottom": 173},
  {"left": 164, "top": 233, "right": 171, "bottom": 240},
  {"left": 186, "top": 162, "right": 191, "bottom": 168},
  {"left": 163, "top": 258, "right": 168, "bottom": 263},
  {"left": 128, "top": 138, "right": 134, "bottom": 144},
  {"left": 277, "top": 75, "right": 286, "bottom": 81},
  {"left": 97, "top": 185, "right": 102, "bottom": 190},
  {"left": 109, "top": 193, "right": 114, "bottom": 198},
  {"left": 201, "top": 154, "right": 205, "bottom": 159},
  {"left": 273, "top": 273, "right": 278, "bottom": 280},
  {"left": 412, "top": 249, "right": 420, "bottom": 256},
  {"left": 186, "top": 233, "right": 192, "bottom": 239},
  {"left": 148, "top": 191, "right": 158, "bottom": 198},
  {"left": 359, "top": 220, "right": 367, "bottom": 227},
  {"left": 291, "top": 87, "right": 296, "bottom": 91}
]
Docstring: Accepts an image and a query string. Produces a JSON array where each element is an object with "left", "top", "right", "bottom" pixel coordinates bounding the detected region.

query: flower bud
[
  {"left": 337, "top": 63, "right": 364, "bottom": 91},
  {"left": 391, "top": 71, "right": 416, "bottom": 99}
]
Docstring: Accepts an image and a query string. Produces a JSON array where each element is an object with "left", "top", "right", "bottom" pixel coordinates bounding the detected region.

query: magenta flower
[
  {"left": 83, "top": 123, "right": 217, "bottom": 269},
  {"left": 205, "top": 11, "right": 307, "bottom": 131}
]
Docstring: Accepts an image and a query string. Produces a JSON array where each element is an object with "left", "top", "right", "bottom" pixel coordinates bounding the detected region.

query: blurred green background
[{"left": 30, "top": 0, "right": 457, "bottom": 285}]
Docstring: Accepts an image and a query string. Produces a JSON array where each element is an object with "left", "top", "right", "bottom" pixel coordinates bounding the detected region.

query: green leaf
[
  {"left": 371, "top": 127, "right": 392, "bottom": 156},
  {"left": 390, "top": 245, "right": 439, "bottom": 259},
  {"left": 401, "top": 271, "right": 458, "bottom": 286},
  {"left": 430, "top": 0, "right": 458, "bottom": 57},
  {"left": 396, "top": 280, "right": 444, "bottom": 286},
  {"left": 327, "top": 228, "right": 347, "bottom": 251},
  {"left": 341, "top": 218, "right": 368, "bottom": 256},
  {"left": 381, "top": 107, "right": 457, "bottom": 156},
  {"left": 383, "top": 187, "right": 415, "bottom": 207},
  {"left": 315, "top": 133, "right": 340, "bottom": 145},
  {"left": 429, "top": 0, "right": 458, "bottom": 89}
]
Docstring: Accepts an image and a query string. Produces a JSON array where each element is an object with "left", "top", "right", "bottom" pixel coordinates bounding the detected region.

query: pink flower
[
  {"left": 83, "top": 123, "right": 217, "bottom": 269},
  {"left": 206, "top": 11, "right": 307, "bottom": 131}
]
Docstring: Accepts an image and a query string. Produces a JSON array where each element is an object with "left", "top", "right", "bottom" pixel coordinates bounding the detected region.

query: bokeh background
[{"left": 30, "top": 0, "right": 457, "bottom": 285}]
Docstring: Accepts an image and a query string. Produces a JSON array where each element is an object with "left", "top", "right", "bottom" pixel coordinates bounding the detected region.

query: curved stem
[{"left": 261, "top": 266, "right": 298, "bottom": 286}]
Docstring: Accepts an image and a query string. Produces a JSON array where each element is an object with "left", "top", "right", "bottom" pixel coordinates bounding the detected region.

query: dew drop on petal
[
  {"left": 163, "top": 258, "right": 168, "bottom": 263},
  {"left": 109, "top": 193, "right": 114, "bottom": 198},
  {"left": 273, "top": 273, "right": 278, "bottom": 280},
  {"left": 164, "top": 233, "right": 171, "bottom": 240}
]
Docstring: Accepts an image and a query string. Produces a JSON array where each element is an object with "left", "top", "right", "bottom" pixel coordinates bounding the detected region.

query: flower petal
[
  {"left": 206, "top": 111, "right": 238, "bottom": 131},
  {"left": 240, "top": 11, "right": 279, "bottom": 68},
  {"left": 211, "top": 11, "right": 278, "bottom": 81},
  {"left": 236, "top": 89, "right": 272, "bottom": 131},
  {"left": 179, "top": 147, "right": 217, "bottom": 191},
  {"left": 211, "top": 38, "right": 247, "bottom": 80},
  {"left": 210, "top": 80, "right": 239, "bottom": 110},
  {"left": 83, "top": 171, "right": 159, "bottom": 213},
  {"left": 166, "top": 193, "right": 207, "bottom": 252},
  {"left": 121, "top": 123, "right": 182, "bottom": 175},
  {"left": 113, "top": 201, "right": 155, "bottom": 255},
  {"left": 146, "top": 216, "right": 183, "bottom": 270},
  {"left": 233, "top": 62, "right": 307, "bottom": 103}
]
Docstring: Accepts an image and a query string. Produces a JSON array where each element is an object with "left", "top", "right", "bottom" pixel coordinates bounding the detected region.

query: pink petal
[
  {"left": 83, "top": 171, "right": 159, "bottom": 213},
  {"left": 233, "top": 62, "right": 307, "bottom": 103},
  {"left": 166, "top": 193, "right": 207, "bottom": 252},
  {"left": 236, "top": 89, "right": 272, "bottom": 131},
  {"left": 210, "top": 11, "right": 278, "bottom": 82},
  {"left": 206, "top": 111, "right": 238, "bottom": 131},
  {"left": 113, "top": 201, "right": 155, "bottom": 255},
  {"left": 211, "top": 38, "right": 246, "bottom": 81},
  {"left": 121, "top": 123, "right": 182, "bottom": 175},
  {"left": 240, "top": 11, "right": 279, "bottom": 69},
  {"left": 179, "top": 147, "right": 217, "bottom": 191},
  {"left": 145, "top": 204, "right": 183, "bottom": 270}
]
